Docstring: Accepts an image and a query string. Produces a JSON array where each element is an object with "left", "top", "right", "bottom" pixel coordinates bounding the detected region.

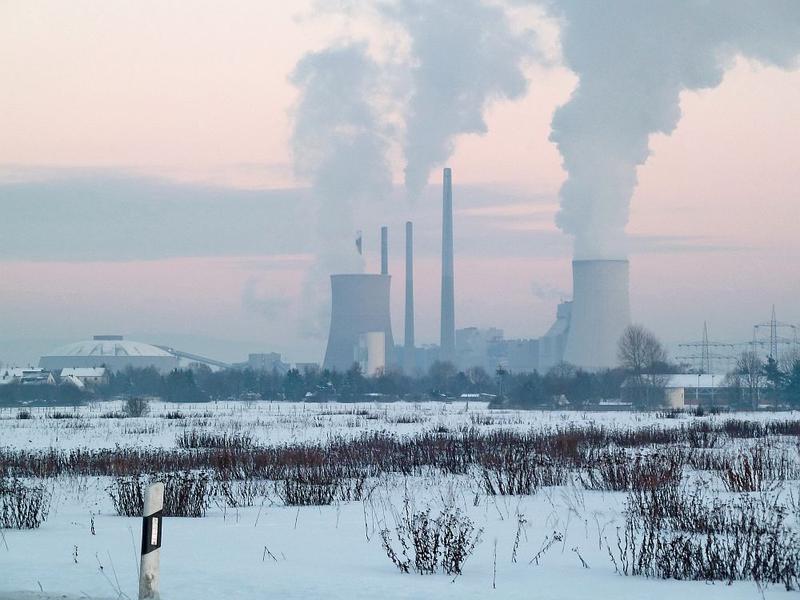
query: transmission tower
[
  {"left": 677, "top": 322, "right": 738, "bottom": 374},
  {"left": 752, "top": 305, "right": 798, "bottom": 361}
]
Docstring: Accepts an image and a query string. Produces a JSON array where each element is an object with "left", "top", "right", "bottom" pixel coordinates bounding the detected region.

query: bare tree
[
  {"left": 735, "top": 350, "right": 764, "bottom": 410},
  {"left": 618, "top": 325, "right": 669, "bottom": 407}
]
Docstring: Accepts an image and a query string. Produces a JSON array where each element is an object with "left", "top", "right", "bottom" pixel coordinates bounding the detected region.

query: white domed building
[{"left": 39, "top": 335, "right": 180, "bottom": 373}]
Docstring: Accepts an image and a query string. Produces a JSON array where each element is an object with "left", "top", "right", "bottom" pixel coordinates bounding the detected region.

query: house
[
  {"left": 0, "top": 368, "right": 56, "bottom": 386},
  {"left": 59, "top": 367, "right": 108, "bottom": 386},
  {"left": 622, "top": 374, "right": 730, "bottom": 409}
]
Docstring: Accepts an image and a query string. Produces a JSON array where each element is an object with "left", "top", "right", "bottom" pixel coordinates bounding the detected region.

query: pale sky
[{"left": 1, "top": 1, "right": 799, "bottom": 366}]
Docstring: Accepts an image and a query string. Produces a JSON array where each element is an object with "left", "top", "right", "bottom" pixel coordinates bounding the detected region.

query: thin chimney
[
  {"left": 380, "top": 226, "right": 388, "bottom": 276},
  {"left": 404, "top": 221, "right": 415, "bottom": 373},
  {"left": 440, "top": 168, "right": 455, "bottom": 362}
]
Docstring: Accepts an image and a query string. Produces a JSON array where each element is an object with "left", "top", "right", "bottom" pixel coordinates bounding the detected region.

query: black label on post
[{"left": 141, "top": 509, "right": 163, "bottom": 555}]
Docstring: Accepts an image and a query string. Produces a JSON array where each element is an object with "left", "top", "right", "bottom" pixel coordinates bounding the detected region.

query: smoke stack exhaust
[
  {"left": 563, "top": 259, "right": 630, "bottom": 369},
  {"left": 440, "top": 168, "right": 455, "bottom": 362},
  {"left": 380, "top": 226, "right": 388, "bottom": 275},
  {"left": 404, "top": 221, "right": 415, "bottom": 373}
]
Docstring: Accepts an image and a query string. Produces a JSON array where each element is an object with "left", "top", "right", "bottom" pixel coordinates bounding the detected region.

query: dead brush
[
  {"left": 581, "top": 450, "right": 683, "bottom": 492},
  {"left": 0, "top": 478, "right": 51, "bottom": 529},
  {"left": 214, "top": 475, "right": 270, "bottom": 508},
  {"left": 717, "top": 444, "right": 797, "bottom": 492},
  {"left": 684, "top": 421, "right": 721, "bottom": 449},
  {"left": 274, "top": 465, "right": 368, "bottom": 506},
  {"left": 176, "top": 430, "right": 254, "bottom": 450},
  {"left": 108, "top": 471, "right": 212, "bottom": 517},
  {"left": 380, "top": 500, "right": 483, "bottom": 576},
  {"left": 479, "top": 449, "right": 567, "bottom": 496},
  {"left": 614, "top": 488, "right": 800, "bottom": 590}
]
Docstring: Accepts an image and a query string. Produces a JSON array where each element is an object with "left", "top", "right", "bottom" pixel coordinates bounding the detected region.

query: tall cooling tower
[
  {"left": 440, "top": 168, "right": 456, "bottom": 361},
  {"left": 323, "top": 274, "right": 395, "bottom": 372},
  {"left": 562, "top": 259, "right": 630, "bottom": 369},
  {"left": 404, "top": 221, "right": 415, "bottom": 373}
]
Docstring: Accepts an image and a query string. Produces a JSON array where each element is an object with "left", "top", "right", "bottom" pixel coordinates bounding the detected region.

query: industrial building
[
  {"left": 232, "top": 353, "right": 290, "bottom": 373},
  {"left": 40, "top": 335, "right": 179, "bottom": 373},
  {"left": 318, "top": 164, "right": 633, "bottom": 376}
]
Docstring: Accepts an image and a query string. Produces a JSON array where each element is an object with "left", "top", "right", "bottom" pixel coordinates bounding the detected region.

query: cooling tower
[
  {"left": 440, "top": 168, "right": 456, "bottom": 362},
  {"left": 404, "top": 221, "right": 415, "bottom": 373},
  {"left": 562, "top": 259, "right": 630, "bottom": 370},
  {"left": 323, "top": 274, "right": 395, "bottom": 372}
]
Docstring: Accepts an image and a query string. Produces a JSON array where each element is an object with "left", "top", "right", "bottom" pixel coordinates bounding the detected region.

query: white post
[{"left": 139, "top": 482, "right": 164, "bottom": 600}]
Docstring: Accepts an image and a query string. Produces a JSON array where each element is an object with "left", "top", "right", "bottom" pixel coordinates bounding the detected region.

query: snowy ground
[{"left": 1, "top": 402, "right": 798, "bottom": 599}]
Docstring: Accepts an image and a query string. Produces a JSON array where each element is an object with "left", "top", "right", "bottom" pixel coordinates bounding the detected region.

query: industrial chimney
[
  {"left": 323, "top": 274, "right": 394, "bottom": 372},
  {"left": 562, "top": 259, "right": 630, "bottom": 369},
  {"left": 404, "top": 221, "right": 415, "bottom": 373},
  {"left": 440, "top": 168, "right": 455, "bottom": 362},
  {"left": 380, "top": 225, "right": 388, "bottom": 276}
]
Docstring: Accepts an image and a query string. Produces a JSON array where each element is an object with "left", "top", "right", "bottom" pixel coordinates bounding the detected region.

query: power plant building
[{"left": 39, "top": 335, "right": 179, "bottom": 373}]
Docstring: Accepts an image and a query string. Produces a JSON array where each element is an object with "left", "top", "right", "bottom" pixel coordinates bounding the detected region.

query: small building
[
  {"left": 233, "top": 353, "right": 290, "bottom": 373},
  {"left": 621, "top": 373, "right": 729, "bottom": 409},
  {"left": 0, "top": 367, "right": 56, "bottom": 386},
  {"left": 668, "top": 374, "right": 729, "bottom": 407},
  {"left": 59, "top": 367, "right": 108, "bottom": 386}
]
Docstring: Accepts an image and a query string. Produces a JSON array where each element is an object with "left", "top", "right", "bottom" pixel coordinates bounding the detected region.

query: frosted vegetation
[{"left": 1, "top": 401, "right": 799, "bottom": 599}]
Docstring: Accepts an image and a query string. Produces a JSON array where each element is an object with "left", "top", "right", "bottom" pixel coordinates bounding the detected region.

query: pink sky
[{"left": 1, "top": 2, "right": 799, "bottom": 365}]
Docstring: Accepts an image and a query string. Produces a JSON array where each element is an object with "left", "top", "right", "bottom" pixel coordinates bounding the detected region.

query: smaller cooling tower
[
  {"left": 563, "top": 260, "right": 630, "bottom": 370},
  {"left": 323, "top": 274, "right": 394, "bottom": 372}
]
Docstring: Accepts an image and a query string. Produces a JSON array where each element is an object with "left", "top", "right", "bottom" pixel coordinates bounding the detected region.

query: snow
[{"left": 1, "top": 402, "right": 798, "bottom": 599}]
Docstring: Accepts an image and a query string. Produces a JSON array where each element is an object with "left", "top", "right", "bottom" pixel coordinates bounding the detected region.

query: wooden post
[{"left": 139, "top": 482, "right": 164, "bottom": 600}]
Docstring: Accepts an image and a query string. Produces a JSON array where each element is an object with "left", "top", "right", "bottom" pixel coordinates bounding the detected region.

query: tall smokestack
[
  {"left": 404, "top": 221, "right": 415, "bottom": 373},
  {"left": 380, "top": 226, "right": 388, "bottom": 275},
  {"left": 440, "top": 168, "right": 455, "bottom": 362},
  {"left": 563, "top": 259, "right": 630, "bottom": 369}
]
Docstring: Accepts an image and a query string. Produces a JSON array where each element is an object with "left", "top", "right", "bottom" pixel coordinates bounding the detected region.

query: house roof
[
  {"left": 60, "top": 367, "right": 107, "bottom": 378},
  {"left": 666, "top": 374, "right": 728, "bottom": 389}
]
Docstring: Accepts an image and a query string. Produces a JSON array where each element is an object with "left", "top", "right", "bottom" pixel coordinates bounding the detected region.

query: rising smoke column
[
  {"left": 382, "top": 0, "right": 536, "bottom": 198},
  {"left": 546, "top": 0, "right": 800, "bottom": 259},
  {"left": 290, "top": 43, "right": 392, "bottom": 337}
]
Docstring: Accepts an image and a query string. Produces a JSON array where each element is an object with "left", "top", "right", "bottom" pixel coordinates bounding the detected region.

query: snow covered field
[{"left": 1, "top": 402, "right": 798, "bottom": 599}]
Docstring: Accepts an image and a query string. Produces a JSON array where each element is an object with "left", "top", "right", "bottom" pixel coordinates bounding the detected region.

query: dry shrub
[
  {"left": 274, "top": 466, "right": 368, "bottom": 506},
  {"left": 380, "top": 502, "right": 483, "bottom": 575},
  {"left": 480, "top": 449, "right": 567, "bottom": 496},
  {"left": 614, "top": 487, "right": 800, "bottom": 590},
  {"left": 122, "top": 397, "right": 150, "bottom": 418},
  {"left": 582, "top": 450, "right": 682, "bottom": 492},
  {"left": 1, "top": 478, "right": 50, "bottom": 529},
  {"left": 177, "top": 430, "right": 254, "bottom": 450},
  {"left": 719, "top": 445, "right": 797, "bottom": 492},
  {"left": 108, "top": 471, "right": 212, "bottom": 517}
]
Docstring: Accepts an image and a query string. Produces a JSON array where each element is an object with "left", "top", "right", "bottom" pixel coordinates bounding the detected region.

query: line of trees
[
  {"left": 3, "top": 326, "right": 798, "bottom": 409},
  {"left": 727, "top": 349, "right": 800, "bottom": 409}
]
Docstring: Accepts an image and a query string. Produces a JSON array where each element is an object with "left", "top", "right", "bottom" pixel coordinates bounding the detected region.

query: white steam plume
[
  {"left": 381, "top": 0, "right": 536, "bottom": 198},
  {"left": 545, "top": 0, "right": 800, "bottom": 259},
  {"left": 290, "top": 43, "right": 392, "bottom": 337}
]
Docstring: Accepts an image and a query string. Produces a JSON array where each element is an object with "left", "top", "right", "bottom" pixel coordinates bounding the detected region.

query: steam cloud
[
  {"left": 546, "top": 0, "right": 800, "bottom": 259},
  {"left": 290, "top": 43, "right": 392, "bottom": 337},
  {"left": 384, "top": 0, "right": 536, "bottom": 198}
]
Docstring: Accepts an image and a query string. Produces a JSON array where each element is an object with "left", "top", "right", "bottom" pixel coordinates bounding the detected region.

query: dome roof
[{"left": 43, "top": 336, "right": 173, "bottom": 358}]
